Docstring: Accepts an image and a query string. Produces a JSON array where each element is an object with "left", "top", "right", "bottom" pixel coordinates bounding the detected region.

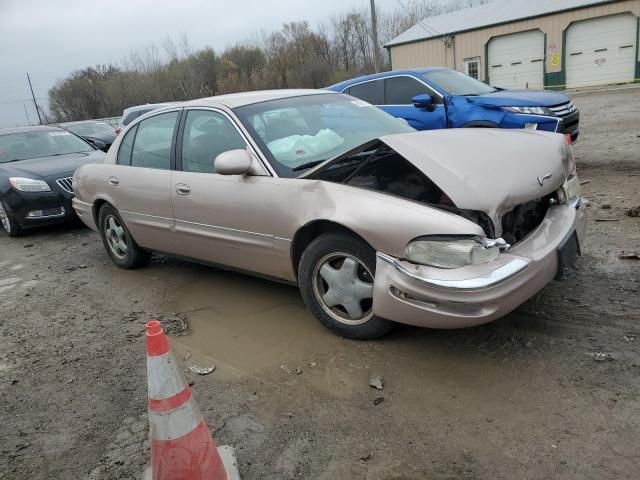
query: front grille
[
  {"left": 56, "top": 177, "right": 73, "bottom": 194},
  {"left": 549, "top": 101, "right": 578, "bottom": 118}
]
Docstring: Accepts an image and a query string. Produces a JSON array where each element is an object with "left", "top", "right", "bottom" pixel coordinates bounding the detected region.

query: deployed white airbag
[{"left": 267, "top": 128, "right": 344, "bottom": 166}]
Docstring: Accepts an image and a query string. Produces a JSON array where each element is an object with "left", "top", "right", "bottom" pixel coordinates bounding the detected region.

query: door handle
[
  {"left": 175, "top": 184, "right": 191, "bottom": 195},
  {"left": 109, "top": 177, "right": 120, "bottom": 186}
]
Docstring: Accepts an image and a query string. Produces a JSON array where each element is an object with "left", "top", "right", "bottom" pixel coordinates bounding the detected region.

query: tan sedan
[{"left": 72, "top": 90, "right": 586, "bottom": 339}]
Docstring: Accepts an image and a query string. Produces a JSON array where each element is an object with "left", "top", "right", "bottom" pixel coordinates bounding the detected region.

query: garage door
[
  {"left": 488, "top": 30, "right": 545, "bottom": 89},
  {"left": 566, "top": 14, "right": 637, "bottom": 88}
]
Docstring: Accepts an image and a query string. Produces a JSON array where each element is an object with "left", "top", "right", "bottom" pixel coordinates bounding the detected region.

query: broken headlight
[{"left": 404, "top": 236, "right": 507, "bottom": 269}]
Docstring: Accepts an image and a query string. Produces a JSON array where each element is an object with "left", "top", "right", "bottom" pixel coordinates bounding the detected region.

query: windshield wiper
[{"left": 292, "top": 159, "right": 327, "bottom": 172}]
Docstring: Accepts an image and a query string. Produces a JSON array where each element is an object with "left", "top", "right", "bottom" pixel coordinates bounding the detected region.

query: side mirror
[
  {"left": 92, "top": 140, "right": 107, "bottom": 152},
  {"left": 215, "top": 149, "right": 252, "bottom": 176},
  {"left": 412, "top": 93, "right": 435, "bottom": 112}
]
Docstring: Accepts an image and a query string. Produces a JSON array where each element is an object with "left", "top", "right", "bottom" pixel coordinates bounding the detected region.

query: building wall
[{"left": 389, "top": 0, "right": 640, "bottom": 88}]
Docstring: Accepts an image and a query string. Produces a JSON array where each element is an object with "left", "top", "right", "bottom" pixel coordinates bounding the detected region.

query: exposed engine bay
[{"left": 309, "top": 141, "right": 498, "bottom": 237}]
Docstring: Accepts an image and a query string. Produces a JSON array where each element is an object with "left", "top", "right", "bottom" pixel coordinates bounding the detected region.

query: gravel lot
[{"left": 1, "top": 85, "right": 639, "bottom": 480}]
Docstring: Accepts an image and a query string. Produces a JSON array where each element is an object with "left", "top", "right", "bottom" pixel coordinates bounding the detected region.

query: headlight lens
[
  {"left": 405, "top": 236, "right": 503, "bottom": 269},
  {"left": 503, "top": 106, "right": 551, "bottom": 116},
  {"left": 9, "top": 177, "right": 51, "bottom": 192}
]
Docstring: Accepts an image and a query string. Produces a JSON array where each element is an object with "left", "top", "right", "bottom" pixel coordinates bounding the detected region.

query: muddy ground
[{"left": 1, "top": 86, "right": 639, "bottom": 480}]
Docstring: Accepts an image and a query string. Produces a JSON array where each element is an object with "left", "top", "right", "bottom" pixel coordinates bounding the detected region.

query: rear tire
[
  {"left": 0, "top": 198, "right": 22, "bottom": 237},
  {"left": 298, "top": 233, "right": 394, "bottom": 340},
  {"left": 98, "top": 204, "right": 150, "bottom": 269}
]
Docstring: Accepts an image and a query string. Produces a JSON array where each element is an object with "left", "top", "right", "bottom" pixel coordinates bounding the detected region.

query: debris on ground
[
  {"left": 373, "top": 397, "right": 385, "bottom": 406},
  {"left": 626, "top": 206, "right": 640, "bottom": 217},
  {"left": 187, "top": 365, "right": 215, "bottom": 375},
  {"left": 619, "top": 253, "right": 640, "bottom": 260},
  {"left": 359, "top": 453, "right": 372, "bottom": 461},
  {"left": 593, "top": 352, "right": 613, "bottom": 362},
  {"left": 623, "top": 335, "right": 635, "bottom": 343},
  {"left": 580, "top": 180, "right": 591, "bottom": 186},
  {"left": 369, "top": 374, "right": 384, "bottom": 390},
  {"left": 154, "top": 313, "right": 190, "bottom": 336},
  {"left": 23, "top": 243, "right": 33, "bottom": 248},
  {"left": 595, "top": 218, "right": 619, "bottom": 222},
  {"left": 294, "top": 367, "right": 303, "bottom": 375},
  {"left": 600, "top": 203, "right": 612, "bottom": 210},
  {"left": 280, "top": 364, "right": 292, "bottom": 374}
]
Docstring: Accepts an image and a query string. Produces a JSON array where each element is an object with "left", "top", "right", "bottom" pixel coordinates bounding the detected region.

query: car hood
[
  {"left": 81, "top": 133, "right": 116, "bottom": 144},
  {"left": 466, "top": 89, "right": 571, "bottom": 107},
  {"left": 379, "top": 129, "right": 569, "bottom": 219},
  {"left": 308, "top": 129, "right": 570, "bottom": 223},
  {"left": 0, "top": 150, "right": 105, "bottom": 179}
]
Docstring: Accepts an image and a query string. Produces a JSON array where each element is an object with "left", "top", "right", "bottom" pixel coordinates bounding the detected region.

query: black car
[
  {"left": 0, "top": 126, "right": 105, "bottom": 237},
  {"left": 58, "top": 121, "right": 116, "bottom": 152}
]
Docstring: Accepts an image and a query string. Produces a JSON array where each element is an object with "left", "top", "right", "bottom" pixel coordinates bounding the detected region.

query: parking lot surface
[{"left": 1, "top": 86, "right": 639, "bottom": 479}]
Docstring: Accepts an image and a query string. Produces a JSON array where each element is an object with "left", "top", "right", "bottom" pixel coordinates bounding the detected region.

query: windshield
[
  {"left": 66, "top": 122, "right": 114, "bottom": 137},
  {"left": 0, "top": 130, "right": 93, "bottom": 163},
  {"left": 233, "top": 93, "right": 414, "bottom": 177},
  {"left": 422, "top": 69, "right": 496, "bottom": 96}
]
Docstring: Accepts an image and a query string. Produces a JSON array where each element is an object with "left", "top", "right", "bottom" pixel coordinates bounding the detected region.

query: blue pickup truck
[{"left": 328, "top": 67, "right": 580, "bottom": 142}]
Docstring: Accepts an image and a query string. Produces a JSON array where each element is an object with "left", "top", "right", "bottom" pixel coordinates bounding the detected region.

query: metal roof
[{"left": 385, "top": 0, "right": 616, "bottom": 47}]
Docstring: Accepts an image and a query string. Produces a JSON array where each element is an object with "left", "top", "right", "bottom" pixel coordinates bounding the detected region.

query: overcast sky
[{"left": 0, "top": 0, "right": 407, "bottom": 127}]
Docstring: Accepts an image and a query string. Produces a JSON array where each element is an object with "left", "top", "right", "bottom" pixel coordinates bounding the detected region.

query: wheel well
[
  {"left": 290, "top": 220, "right": 371, "bottom": 279},
  {"left": 92, "top": 199, "right": 109, "bottom": 226},
  {"left": 462, "top": 121, "right": 499, "bottom": 128}
]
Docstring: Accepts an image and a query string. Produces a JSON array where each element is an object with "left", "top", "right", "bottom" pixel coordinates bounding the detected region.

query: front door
[
  {"left": 170, "top": 108, "right": 282, "bottom": 277},
  {"left": 381, "top": 76, "right": 447, "bottom": 131},
  {"left": 107, "top": 110, "right": 180, "bottom": 252}
]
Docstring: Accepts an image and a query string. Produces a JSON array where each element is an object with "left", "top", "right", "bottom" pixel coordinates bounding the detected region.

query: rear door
[
  {"left": 108, "top": 109, "right": 180, "bottom": 252},
  {"left": 170, "top": 108, "right": 282, "bottom": 277}
]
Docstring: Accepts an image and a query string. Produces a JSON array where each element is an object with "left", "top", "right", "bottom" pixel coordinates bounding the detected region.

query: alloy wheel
[
  {"left": 105, "top": 215, "right": 128, "bottom": 259},
  {"left": 0, "top": 201, "right": 11, "bottom": 233},
  {"left": 312, "top": 252, "right": 374, "bottom": 325}
]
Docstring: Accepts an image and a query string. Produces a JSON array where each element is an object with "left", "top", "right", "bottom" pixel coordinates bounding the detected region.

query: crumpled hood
[
  {"left": 380, "top": 129, "right": 570, "bottom": 220},
  {"left": 467, "top": 89, "right": 570, "bottom": 107}
]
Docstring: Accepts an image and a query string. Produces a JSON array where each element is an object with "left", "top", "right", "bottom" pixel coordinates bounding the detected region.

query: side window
[
  {"left": 346, "top": 80, "right": 384, "bottom": 105},
  {"left": 181, "top": 110, "right": 247, "bottom": 173},
  {"left": 130, "top": 111, "right": 179, "bottom": 170},
  {"left": 385, "top": 77, "right": 436, "bottom": 105},
  {"left": 116, "top": 124, "right": 137, "bottom": 165},
  {"left": 122, "top": 111, "right": 140, "bottom": 126}
]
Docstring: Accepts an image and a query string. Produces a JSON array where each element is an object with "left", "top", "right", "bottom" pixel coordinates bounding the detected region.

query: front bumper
[
  {"left": 3, "top": 185, "right": 77, "bottom": 230},
  {"left": 372, "top": 199, "right": 587, "bottom": 329}
]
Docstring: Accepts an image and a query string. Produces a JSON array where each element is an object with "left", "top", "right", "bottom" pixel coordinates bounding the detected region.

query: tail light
[{"left": 565, "top": 133, "right": 572, "bottom": 145}]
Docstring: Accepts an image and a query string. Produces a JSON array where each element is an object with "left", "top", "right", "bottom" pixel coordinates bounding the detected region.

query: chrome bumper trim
[{"left": 377, "top": 252, "right": 529, "bottom": 291}]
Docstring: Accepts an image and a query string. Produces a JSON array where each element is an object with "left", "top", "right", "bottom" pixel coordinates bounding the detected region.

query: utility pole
[
  {"left": 370, "top": 0, "right": 380, "bottom": 73},
  {"left": 26, "top": 73, "right": 42, "bottom": 125}
]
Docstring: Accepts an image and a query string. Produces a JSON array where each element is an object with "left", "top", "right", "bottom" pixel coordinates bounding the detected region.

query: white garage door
[
  {"left": 488, "top": 30, "right": 545, "bottom": 89},
  {"left": 566, "top": 14, "right": 637, "bottom": 88}
]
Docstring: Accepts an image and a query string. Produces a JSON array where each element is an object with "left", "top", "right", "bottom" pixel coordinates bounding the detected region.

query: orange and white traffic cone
[{"left": 144, "top": 320, "right": 240, "bottom": 480}]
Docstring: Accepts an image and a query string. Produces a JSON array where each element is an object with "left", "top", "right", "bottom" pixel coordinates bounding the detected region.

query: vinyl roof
[{"left": 385, "top": 0, "right": 616, "bottom": 47}]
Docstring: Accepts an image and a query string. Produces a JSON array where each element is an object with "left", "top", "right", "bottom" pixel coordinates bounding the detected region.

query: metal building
[{"left": 385, "top": 0, "right": 640, "bottom": 89}]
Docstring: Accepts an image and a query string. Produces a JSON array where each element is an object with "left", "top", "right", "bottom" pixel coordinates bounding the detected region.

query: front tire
[
  {"left": 98, "top": 204, "right": 150, "bottom": 269},
  {"left": 298, "top": 233, "right": 393, "bottom": 340},
  {"left": 0, "top": 198, "right": 22, "bottom": 237}
]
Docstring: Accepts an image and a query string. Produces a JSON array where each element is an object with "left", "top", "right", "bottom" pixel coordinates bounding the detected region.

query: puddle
[{"left": 165, "top": 266, "right": 337, "bottom": 376}]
